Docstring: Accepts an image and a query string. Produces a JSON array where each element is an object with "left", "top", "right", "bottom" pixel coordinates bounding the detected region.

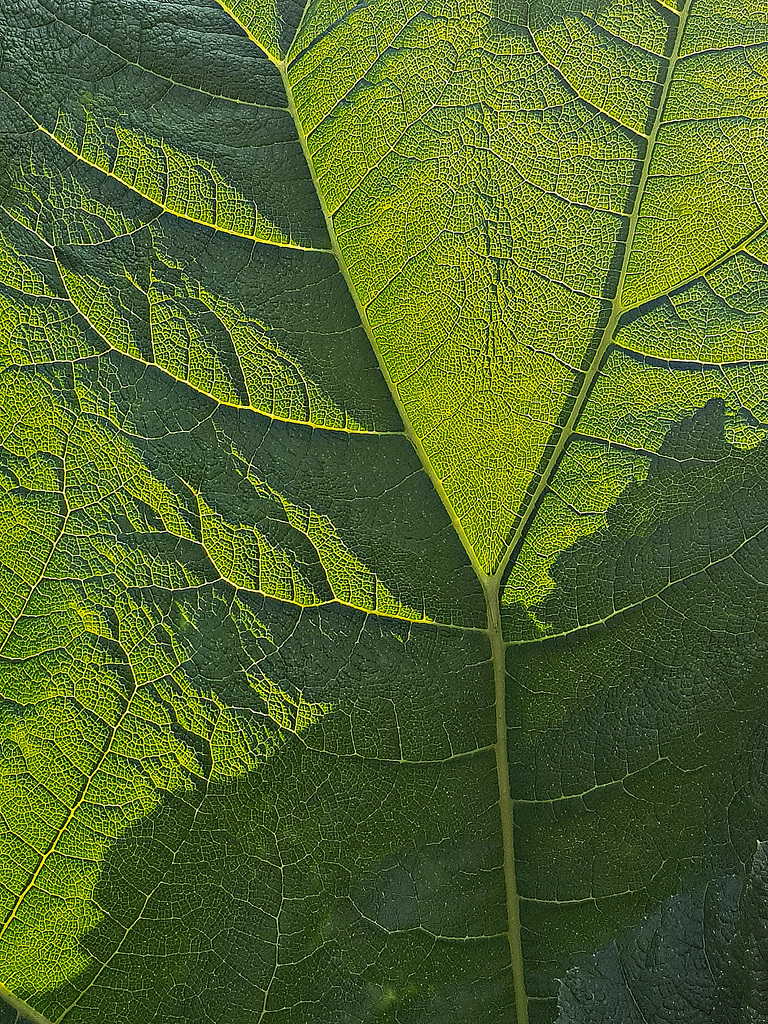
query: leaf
[
  {"left": 555, "top": 841, "right": 768, "bottom": 1023},
  {"left": 0, "top": 1, "right": 767, "bottom": 1023}
]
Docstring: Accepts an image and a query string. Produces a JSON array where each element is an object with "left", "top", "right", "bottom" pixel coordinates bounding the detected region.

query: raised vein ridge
[{"left": 494, "top": 0, "right": 696, "bottom": 588}]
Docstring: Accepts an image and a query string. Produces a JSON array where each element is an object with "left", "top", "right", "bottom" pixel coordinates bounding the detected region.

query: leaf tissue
[{"left": 1, "top": 1, "right": 768, "bottom": 1021}]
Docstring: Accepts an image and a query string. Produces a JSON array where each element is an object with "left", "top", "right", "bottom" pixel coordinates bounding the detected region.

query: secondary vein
[{"left": 493, "top": 0, "right": 695, "bottom": 588}]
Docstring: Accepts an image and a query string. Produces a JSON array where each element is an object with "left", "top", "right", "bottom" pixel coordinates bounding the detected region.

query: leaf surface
[{"left": 1, "top": 1, "right": 768, "bottom": 1022}]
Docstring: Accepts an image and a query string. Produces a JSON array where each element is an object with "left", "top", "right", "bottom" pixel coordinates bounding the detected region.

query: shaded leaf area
[
  {"left": 0, "top": 355, "right": 490, "bottom": 1012},
  {"left": 0, "top": 1001, "right": 38, "bottom": 1024},
  {"left": 505, "top": 402, "right": 768, "bottom": 1021},
  {"left": 0, "top": 0, "right": 324, "bottom": 248},
  {"left": 556, "top": 841, "right": 768, "bottom": 1024},
  {"left": 34, "top": 719, "right": 511, "bottom": 1024},
  {"left": 0, "top": 97, "right": 397, "bottom": 433}
]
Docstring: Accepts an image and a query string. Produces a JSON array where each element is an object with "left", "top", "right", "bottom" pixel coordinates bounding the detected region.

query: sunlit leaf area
[{"left": 2, "top": 1, "right": 768, "bottom": 1021}]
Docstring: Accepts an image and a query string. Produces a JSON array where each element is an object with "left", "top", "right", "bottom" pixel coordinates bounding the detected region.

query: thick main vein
[
  {"left": 486, "top": 576, "right": 529, "bottom": 1024},
  {"left": 277, "top": 35, "right": 531, "bottom": 1024}
]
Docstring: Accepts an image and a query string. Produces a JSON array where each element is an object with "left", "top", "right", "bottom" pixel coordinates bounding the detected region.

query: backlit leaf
[{"left": 1, "top": 1, "right": 767, "bottom": 1022}]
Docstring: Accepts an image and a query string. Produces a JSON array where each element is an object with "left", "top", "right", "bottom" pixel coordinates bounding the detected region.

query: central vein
[
  {"left": 485, "top": 576, "right": 529, "bottom": 1023},
  {"left": 277, "top": 48, "right": 532, "bottom": 1016},
  {"left": 280, "top": 0, "right": 692, "bottom": 1016}
]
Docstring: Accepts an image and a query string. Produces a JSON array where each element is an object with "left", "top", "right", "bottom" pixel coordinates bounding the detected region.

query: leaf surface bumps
[{"left": 2, "top": 2, "right": 768, "bottom": 1022}]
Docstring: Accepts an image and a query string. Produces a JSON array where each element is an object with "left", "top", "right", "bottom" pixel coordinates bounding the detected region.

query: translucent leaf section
[
  {"left": 288, "top": 0, "right": 672, "bottom": 569},
  {"left": 622, "top": 5, "right": 768, "bottom": 308}
]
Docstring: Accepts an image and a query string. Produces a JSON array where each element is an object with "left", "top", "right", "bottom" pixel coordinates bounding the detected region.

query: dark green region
[
  {"left": 0, "top": 0, "right": 324, "bottom": 248},
  {"left": 0, "top": 4, "right": 399, "bottom": 434},
  {"left": 34, "top": 710, "right": 511, "bottom": 1023},
  {"left": 557, "top": 842, "right": 768, "bottom": 1023},
  {"left": 28, "top": 0, "right": 287, "bottom": 107},
  {"left": 507, "top": 401, "right": 768, "bottom": 1021}
]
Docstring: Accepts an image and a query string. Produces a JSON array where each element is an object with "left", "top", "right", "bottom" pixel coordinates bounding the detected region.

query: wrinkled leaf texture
[{"left": 1, "top": 0, "right": 768, "bottom": 1022}]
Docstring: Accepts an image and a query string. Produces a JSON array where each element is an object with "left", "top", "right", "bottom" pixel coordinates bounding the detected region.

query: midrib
[
  {"left": 277, "top": 3, "right": 694, "bottom": 1018},
  {"left": 485, "top": 574, "right": 529, "bottom": 1023},
  {"left": 276, "top": 48, "right": 535, "bottom": 1019},
  {"left": 278, "top": 2, "right": 695, "bottom": 1019},
  {"left": 0, "top": 984, "right": 55, "bottom": 1024}
]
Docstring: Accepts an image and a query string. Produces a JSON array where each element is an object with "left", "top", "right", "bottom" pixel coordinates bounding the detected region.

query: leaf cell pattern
[{"left": 1, "top": 1, "right": 768, "bottom": 1023}]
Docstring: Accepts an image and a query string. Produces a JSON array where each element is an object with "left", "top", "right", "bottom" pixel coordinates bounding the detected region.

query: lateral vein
[{"left": 493, "top": 0, "right": 695, "bottom": 587}]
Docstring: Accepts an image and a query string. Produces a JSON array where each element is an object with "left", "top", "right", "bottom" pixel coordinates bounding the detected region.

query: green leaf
[
  {"left": 556, "top": 841, "right": 768, "bottom": 1023},
  {"left": 1, "top": 1, "right": 767, "bottom": 1022}
]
